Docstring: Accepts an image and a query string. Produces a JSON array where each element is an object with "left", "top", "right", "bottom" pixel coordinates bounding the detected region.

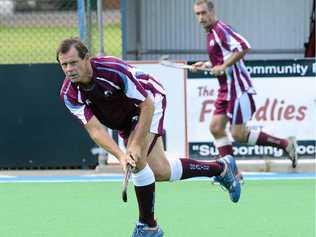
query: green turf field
[
  {"left": 0, "top": 24, "right": 121, "bottom": 64},
  {"left": 0, "top": 180, "right": 314, "bottom": 237}
]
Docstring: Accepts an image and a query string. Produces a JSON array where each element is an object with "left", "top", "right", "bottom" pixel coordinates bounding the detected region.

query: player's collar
[{"left": 208, "top": 20, "right": 219, "bottom": 32}]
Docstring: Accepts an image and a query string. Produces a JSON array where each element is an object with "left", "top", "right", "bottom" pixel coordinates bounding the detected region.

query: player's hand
[
  {"left": 191, "top": 61, "right": 212, "bottom": 72},
  {"left": 211, "top": 64, "right": 226, "bottom": 76},
  {"left": 119, "top": 154, "right": 136, "bottom": 172},
  {"left": 127, "top": 145, "right": 142, "bottom": 162},
  {"left": 125, "top": 144, "right": 143, "bottom": 171}
]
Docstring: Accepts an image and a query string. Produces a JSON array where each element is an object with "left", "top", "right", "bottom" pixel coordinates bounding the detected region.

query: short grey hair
[{"left": 194, "top": 0, "right": 214, "bottom": 10}]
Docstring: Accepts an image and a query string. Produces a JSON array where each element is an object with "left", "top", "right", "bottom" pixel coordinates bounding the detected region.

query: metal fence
[
  {"left": 0, "top": 0, "right": 121, "bottom": 64},
  {"left": 122, "top": 0, "right": 313, "bottom": 61},
  {"left": 1, "top": 0, "right": 313, "bottom": 64}
]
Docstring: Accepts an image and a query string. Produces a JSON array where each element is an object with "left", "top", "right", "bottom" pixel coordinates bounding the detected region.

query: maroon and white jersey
[
  {"left": 207, "top": 20, "right": 256, "bottom": 101},
  {"left": 60, "top": 56, "right": 166, "bottom": 134}
]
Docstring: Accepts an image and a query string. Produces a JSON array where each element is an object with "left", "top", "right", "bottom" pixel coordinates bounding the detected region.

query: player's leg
[
  {"left": 210, "top": 112, "right": 233, "bottom": 157},
  {"left": 147, "top": 93, "right": 229, "bottom": 181},
  {"left": 245, "top": 129, "right": 297, "bottom": 167},
  {"left": 126, "top": 132, "right": 162, "bottom": 237},
  {"left": 146, "top": 135, "right": 241, "bottom": 202},
  {"left": 147, "top": 136, "right": 223, "bottom": 181},
  {"left": 210, "top": 99, "right": 244, "bottom": 181},
  {"left": 230, "top": 93, "right": 298, "bottom": 167}
]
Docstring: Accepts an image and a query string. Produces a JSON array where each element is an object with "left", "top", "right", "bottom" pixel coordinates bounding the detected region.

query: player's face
[
  {"left": 58, "top": 46, "right": 90, "bottom": 84},
  {"left": 194, "top": 3, "right": 215, "bottom": 30}
]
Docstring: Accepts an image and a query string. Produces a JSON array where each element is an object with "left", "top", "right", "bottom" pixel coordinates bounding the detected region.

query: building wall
[{"left": 123, "top": 0, "right": 313, "bottom": 60}]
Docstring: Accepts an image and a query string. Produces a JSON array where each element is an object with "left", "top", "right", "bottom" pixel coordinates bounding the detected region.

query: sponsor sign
[
  {"left": 189, "top": 141, "right": 316, "bottom": 160},
  {"left": 187, "top": 59, "right": 316, "bottom": 159},
  {"left": 188, "top": 59, "right": 316, "bottom": 78}
]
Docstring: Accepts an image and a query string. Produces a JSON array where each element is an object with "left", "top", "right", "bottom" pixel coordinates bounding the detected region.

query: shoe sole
[
  {"left": 288, "top": 136, "right": 298, "bottom": 168},
  {"left": 226, "top": 157, "right": 241, "bottom": 202}
]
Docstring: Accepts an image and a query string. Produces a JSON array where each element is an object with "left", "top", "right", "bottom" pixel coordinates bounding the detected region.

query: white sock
[
  {"left": 132, "top": 164, "right": 155, "bottom": 187},
  {"left": 248, "top": 130, "right": 260, "bottom": 145},
  {"left": 167, "top": 159, "right": 183, "bottom": 182},
  {"left": 213, "top": 136, "right": 232, "bottom": 147}
]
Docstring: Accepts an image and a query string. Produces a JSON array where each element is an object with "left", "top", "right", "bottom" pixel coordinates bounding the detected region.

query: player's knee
[
  {"left": 231, "top": 130, "right": 247, "bottom": 142},
  {"left": 134, "top": 159, "right": 147, "bottom": 172},
  {"left": 151, "top": 164, "right": 170, "bottom": 181},
  {"left": 209, "top": 123, "right": 224, "bottom": 137}
]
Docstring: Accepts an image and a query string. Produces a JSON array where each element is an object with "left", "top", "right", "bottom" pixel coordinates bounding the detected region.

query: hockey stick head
[
  {"left": 159, "top": 55, "right": 193, "bottom": 70},
  {"left": 159, "top": 55, "right": 177, "bottom": 67},
  {"left": 159, "top": 55, "right": 216, "bottom": 73},
  {"left": 122, "top": 164, "right": 132, "bottom": 202}
]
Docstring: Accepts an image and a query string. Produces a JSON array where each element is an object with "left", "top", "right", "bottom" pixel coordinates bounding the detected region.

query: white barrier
[
  {"left": 106, "top": 62, "right": 187, "bottom": 164},
  {"left": 105, "top": 59, "right": 316, "bottom": 164}
]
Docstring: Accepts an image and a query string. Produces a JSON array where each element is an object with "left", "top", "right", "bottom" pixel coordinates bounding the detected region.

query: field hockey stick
[
  {"left": 122, "top": 158, "right": 133, "bottom": 202},
  {"left": 159, "top": 55, "right": 214, "bottom": 73}
]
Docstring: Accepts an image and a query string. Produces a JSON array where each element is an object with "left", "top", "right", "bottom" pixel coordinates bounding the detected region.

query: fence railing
[{"left": 0, "top": 0, "right": 121, "bottom": 64}]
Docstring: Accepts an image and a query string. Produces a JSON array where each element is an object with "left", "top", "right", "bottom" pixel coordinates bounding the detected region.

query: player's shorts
[
  {"left": 214, "top": 93, "right": 256, "bottom": 125},
  {"left": 119, "top": 93, "right": 166, "bottom": 154}
]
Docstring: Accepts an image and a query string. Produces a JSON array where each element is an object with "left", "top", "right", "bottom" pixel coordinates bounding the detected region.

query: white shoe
[{"left": 285, "top": 136, "right": 298, "bottom": 168}]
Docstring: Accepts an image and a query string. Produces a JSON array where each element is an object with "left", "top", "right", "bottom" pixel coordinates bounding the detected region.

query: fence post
[
  {"left": 121, "top": 0, "right": 127, "bottom": 59},
  {"left": 85, "top": 0, "right": 92, "bottom": 51},
  {"left": 97, "top": 0, "right": 105, "bottom": 56},
  {"left": 77, "top": 0, "right": 86, "bottom": 41}
]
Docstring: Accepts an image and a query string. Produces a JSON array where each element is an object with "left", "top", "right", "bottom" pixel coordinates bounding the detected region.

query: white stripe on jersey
[
  {"left": 239, "top": 61, "right": 256, "bottom": 94},
  {"left": 77, "top": 86, "right": 83, "bottom": 103},
  {"left": 96, "top": 66, "right": 146, "bottom": 101},
  {"left": 97, "top": 61, "right": 150, "bottom": 82},
  {"left": 103, "top": 56, "right": 124, "bottom": 61},
  {"left": 64, "top": 95, "right": 87, "bottom": 124},
  {"left": 225, "top": 69, "right": 233, "bottom": 101},
  {"left": 148, "top": 92, "right": 164, "bottom": 134},
  {"left": 235, "top": 63, "right": 250, "bottom": 92},
  {"left": 138, "top": 78, "right": 166, "bottom": 95},
  {"left": 63, "top": 81, "right": 71, "bottom": 94},
  {"left": 96, "top": 77, "right": 121, "bottom": 90},
  {"left": 240, "top": 94, "right": 252, "bottom": 122},
  {"left": 232, "top": 98, "right": 239, "bottom": 124},
  {"left": 217, "top": 23, "right": 251, "bottom": 51},
  {"left": 212, "top": 29, "right": 231, "bottom": 61},
  {"left": 232, "top": 30, "right": 251, "bottom": 49},
  {"left": 95, "top": 60, "right": 130, "bottom": 70},
  {"left": 217, "top": 24, "right": 241, "bottom": 51},
  {"left": 130, "top": 68, "right": 148, "bottom": 78},
  {"left": 232, "top": 67, "right": 242, "bottom": 99}
]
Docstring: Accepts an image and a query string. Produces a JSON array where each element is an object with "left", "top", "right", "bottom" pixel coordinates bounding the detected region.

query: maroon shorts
[
  {"left": 119, "top": 120, "right": 162, "bottom": 157},
  {"left": 214, "top": 93, "right": 256, "bottom": 125}
]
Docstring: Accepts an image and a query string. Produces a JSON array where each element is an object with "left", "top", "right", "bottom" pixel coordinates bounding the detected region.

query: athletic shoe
[
  {"left": 213, "top": 158, "right": 243, "bottom": 184},
  {"left": 132, "top": 222, "right": 164, "bottom": 237},
  {"left": 212, "top": 169, "right": 244, "bottom": 185},
  {"left": 285, "top": 136, "right": 298, "bottom": 168},
  {"left": 214, "top": 155, "right": 241, "bottom": 203},
  {"left": 236, "top": 169, "right": 244, "bottom": 185}
]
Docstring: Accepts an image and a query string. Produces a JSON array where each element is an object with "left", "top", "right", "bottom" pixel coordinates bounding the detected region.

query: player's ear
[
  {"left": 84, "top": 53, "right": 90, "bottom": 61},
  {"left": 83, "top": 53, "right": 90, "bottom": 66}
]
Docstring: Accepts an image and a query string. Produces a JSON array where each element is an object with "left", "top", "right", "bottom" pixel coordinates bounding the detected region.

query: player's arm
[
  {"left": 191, "top": 61, "right": 212, "bottom": 71},
  {"left": 84, "top": 115, "right": 136, "bottom": 168},
  {"left": 62, "top": 89, "right": 135, "bottom": 169},
  {"left": 114, "top": 62, "right": 154, "bottom": 163},
  {"left": 212, "top": 25, "right": 251, "bottom": 76},
  {"left": 127, "top": 96, "right": 154, "bottom": 161},
  {"left": 212, "top": 49, "right": 250, "bottom": 75},
  {"left": 223, "top": 49, "right": 249, "bottom": 68}
]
